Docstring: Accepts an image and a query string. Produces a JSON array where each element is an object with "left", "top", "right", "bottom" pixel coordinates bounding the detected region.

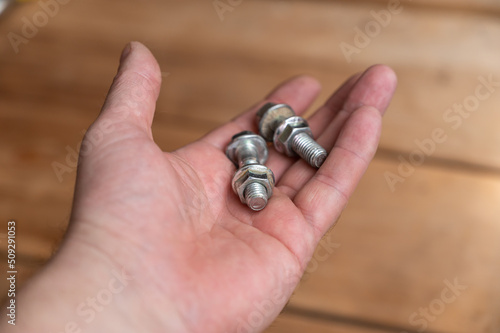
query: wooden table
[{"left": 1, "top": 0, "right": 500, "bottom": 332}]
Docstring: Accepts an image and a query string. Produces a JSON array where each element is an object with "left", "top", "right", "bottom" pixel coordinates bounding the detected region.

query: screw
[
  {"left": 256, "top": 103, "right": 327, "bottom": 168},
  {"left": 226, "top": 131, "right": 275, "bottom": 211}
]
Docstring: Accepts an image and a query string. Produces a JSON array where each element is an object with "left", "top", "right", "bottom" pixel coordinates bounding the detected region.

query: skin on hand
[{"left": 2, "top": 42, "right": 397, "bottom": 333}]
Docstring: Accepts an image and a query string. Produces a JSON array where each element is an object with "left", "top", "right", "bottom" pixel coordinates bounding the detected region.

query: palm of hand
[
  {"left": 72, "top": 123, "right": 309, "bottom": 330},
  {"left": 63, "top": 42, "right": 396, "bottom": 333}
]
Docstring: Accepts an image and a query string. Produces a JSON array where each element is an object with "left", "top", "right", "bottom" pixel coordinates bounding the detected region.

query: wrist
[{"left": 2, "top": 234, "right": 185, "bottom": 333}]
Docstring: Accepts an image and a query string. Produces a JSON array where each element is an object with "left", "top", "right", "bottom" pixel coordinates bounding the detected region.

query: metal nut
[{"left": 232, "top": 164, "right": 275, "bottom": 207}]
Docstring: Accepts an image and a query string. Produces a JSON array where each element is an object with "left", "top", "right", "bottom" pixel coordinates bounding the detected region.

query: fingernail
[{"left": 120, "top": 43, "right": 132, "bottom": 63}]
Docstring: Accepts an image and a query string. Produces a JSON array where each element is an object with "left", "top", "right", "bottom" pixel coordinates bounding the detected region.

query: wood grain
[
  {"left": 2, "top": 0, "right": 500, "bottom": 169},
  {"left": 265, "top": 312, "right": 390, "bottom": 333},
  {"left": 1, "top": 1, "right": 500, "bottom": 332},
  {"left": 288, "top": 157, "right": 500, "bottom": 333}
]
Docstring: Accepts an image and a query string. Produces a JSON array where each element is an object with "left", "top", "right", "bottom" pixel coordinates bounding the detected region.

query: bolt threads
[
  {"left": 244, "top": 182, "right": 268, "bottom": 211},
  {"left": 292, "top": 132, "right": 327, "bottom": 168}
]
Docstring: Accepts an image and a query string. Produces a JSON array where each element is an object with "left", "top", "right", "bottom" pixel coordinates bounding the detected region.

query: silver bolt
[
  {"left": 226, "top": 131, "right": 275, "bottom": 211},
  {"left": 256, "top": 103, "right": 327, "bottom": 168},
  {"left": 244, "top": 182, "right": 268, "bottom": 211}
]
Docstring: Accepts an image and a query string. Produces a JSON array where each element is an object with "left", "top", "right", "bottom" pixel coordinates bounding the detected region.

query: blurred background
[{"left": 1, "top": 0, "right": 500, "bottom": 332}]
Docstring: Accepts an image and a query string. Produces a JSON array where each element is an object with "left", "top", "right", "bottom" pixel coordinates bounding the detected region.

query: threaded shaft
[
  {"left": 244, "top": 182, "right": 268, "bottom": 211},
  {"left": 292, "top": 132, "right": 327, "bottom": 168}
]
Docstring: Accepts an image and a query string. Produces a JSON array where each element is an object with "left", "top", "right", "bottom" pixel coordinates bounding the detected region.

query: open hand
[{"left": 8, "top": 42, "right": 397, "bottom": 333}]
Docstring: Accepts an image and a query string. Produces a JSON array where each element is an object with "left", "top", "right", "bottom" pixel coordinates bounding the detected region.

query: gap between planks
[
  {"left": 281, "top": 305, "right": 449, "bottom": 333},
  {"left": 376, "top": 147, "right": 500, "bottom": 179}
]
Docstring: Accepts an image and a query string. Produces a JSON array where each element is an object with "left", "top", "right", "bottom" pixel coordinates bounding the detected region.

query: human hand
[{"left": 6, "top": 42, "right": 396, "bottom": 333}]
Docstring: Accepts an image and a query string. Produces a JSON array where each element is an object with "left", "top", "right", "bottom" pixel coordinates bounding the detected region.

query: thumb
[
  {"left": 94, "top": 41, "right": 162, "bottom": 139},
  {"left": 70, "top": 42, "right": 163, "bottom": 219},
  {"left": 76, "top": 41, "right": 162, "bottom": 169},
  {"left": 73, "top": 41, "right": 162, "bottom": 190}
]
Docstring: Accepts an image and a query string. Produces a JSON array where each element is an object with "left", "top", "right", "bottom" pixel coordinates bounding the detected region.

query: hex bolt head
[
  {"left": 256, "top": 103, "right": 327, "bottom": 168},
  {"left": 273, "top": 116, "right": 313, "bottom": 156},
  {"left": 226, "top": 131, "right": 275, "bottom": 211}
]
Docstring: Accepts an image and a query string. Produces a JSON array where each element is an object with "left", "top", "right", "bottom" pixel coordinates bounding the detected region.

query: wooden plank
[
  {"left": 2, "top": 0, "right": 500, "bottom": 170},
  {"left": 265, "top": 312, "right": 390, "bottom": 333},
  {"left": 287, "top": 157, "right": 500, "bottom": 333},
  {"left": 0, "top": 2, "right": 499, "bottom": 332},
  {"left": 150, "top": 0, "right": 500, "bottom": 169}
]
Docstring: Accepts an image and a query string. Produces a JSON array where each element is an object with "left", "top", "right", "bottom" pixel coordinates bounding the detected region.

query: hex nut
[
  {"left": 273, "top": 116, "right": 313, "bottom": 156},
  {"left": 257, "top": 103, "right": 296, "bottom": 142},
  {"left": 232, "top": 164, "right": 275, "bottom": 204}
]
